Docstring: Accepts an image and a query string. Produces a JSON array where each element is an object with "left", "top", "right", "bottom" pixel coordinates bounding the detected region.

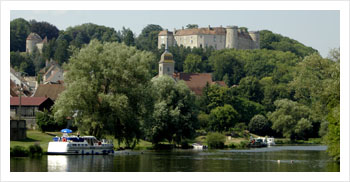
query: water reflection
[
  {"left": 48, "top": 155, "right": 114, "bottom": 172},
  {"left": 10, "top": 145, "right": 339, "bottom": 172}
]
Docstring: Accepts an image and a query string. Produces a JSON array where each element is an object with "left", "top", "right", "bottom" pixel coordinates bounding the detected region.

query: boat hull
[{"left": 47, "top": 142, "right": 114, "bottom": 155}]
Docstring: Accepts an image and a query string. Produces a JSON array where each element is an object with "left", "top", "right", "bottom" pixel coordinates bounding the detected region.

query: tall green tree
[
  {"left": 145, "top": 76, "right": 199, "bottom": 145},
  {"left": 209, "top": 104, "right": 239, "bottom": 132},
  {"left": 10, "top": 18, "right": 31, "bottom": 52},
  {"left": 136, "top": 24, "right": 163, "bottom": 51},
  {"left": 29, "top": 20, "right": 60, "bottom": 40},
  {"left": 53, "top": 40, "right": 155, "bottom": 147},
  {"left": 267, "top": 99, "right": 313, "bottom": 140},
  {"left": 183, "top": 54, "right": 202, "bottom": 73}
]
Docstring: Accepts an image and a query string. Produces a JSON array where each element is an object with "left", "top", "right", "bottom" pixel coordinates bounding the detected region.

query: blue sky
[{"left": 11, "top": 10, "right": 339, "bottom": 57}]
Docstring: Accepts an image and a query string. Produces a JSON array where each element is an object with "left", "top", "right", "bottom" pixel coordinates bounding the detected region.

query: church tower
[{"left": 159, "top": 45, "right": 175, "bottom": 77}]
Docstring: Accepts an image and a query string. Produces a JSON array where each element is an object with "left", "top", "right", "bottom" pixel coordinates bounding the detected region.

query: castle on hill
[{"left": 158, "top": 25, "right": 260, "bottom": 50}]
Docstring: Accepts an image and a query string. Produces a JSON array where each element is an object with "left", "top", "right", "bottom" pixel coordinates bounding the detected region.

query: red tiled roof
[
  {"left": 10, "top": 97, "right": 51, "bottom": 106},
  {"left": 175, "top": 73, "right": 213, "bottom": 95},
  {"left": 33, "top": 84, "right": 65, "bottom": 101},
  {"left": 215, "top": 81, "right": 227, "bottom": 87}
]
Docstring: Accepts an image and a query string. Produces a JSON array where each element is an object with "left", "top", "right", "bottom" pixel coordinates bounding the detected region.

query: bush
[
  {"left": 248, "top": 114, "right": 272, "bottom": 136},
  {"left": 206, "top": 132, "right": 226, "bottom": 149},
  {"left": 36, "top": 109, "right": 67, "bottom": 132},
  {"left": 10, "top": 146, "right": 29, "bottom": 157},
  {"left": 28, "top": 144, "right": 43, "bottom": 156}
]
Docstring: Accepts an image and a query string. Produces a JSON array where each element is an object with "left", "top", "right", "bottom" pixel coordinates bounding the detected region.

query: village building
[
  {"left": 158, "top": 25, "right": 259, "bottom": 50},
  {"left": 10, "top": 97, "right": 54, "bottom": 129}
]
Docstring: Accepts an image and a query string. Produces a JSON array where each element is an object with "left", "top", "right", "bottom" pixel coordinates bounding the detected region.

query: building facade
[{"left": 158, "top": 25, "right": 259, "bottom": 50}]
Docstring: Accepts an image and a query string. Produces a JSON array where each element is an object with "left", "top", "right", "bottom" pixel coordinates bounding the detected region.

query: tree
[
  {"left": 209, "top": 104, "right": 239, "bottom": 132},
  {"left": 267, "top": 99, "right": 313, "bottom": 140},
  {"left": 136, "top": 24, "right": 163, "bottom": 51},
  {"left": 10, "top": 18, "right": 31, "bottom": 52},
  {"left": 206, "top": 132, "right": 226, "bottom": 149},
  {"left": 183, "top": 54, "right": 202, "bottom": 73},
  {"left": 145, "top": 76, "right": 199, "bottom": 145},
  {"left": 209, "top": 50, "right": 245, "bottom": 86},
  {"left": 120, "top": 27, "right": 135, "bottom": 46},
  {"left": 325, "top": 104, "right": 340, "bottom": 162},
  {"left": 29, "top": 20, "right": 60, "bottom": 40},
  {"left": 260, "top": 30, "right": 318, "bottom": 58},
  {"left": 53, "top": 40, "right": 155, "bottom": 147},
  {"left": 248, "top": 114, "right": 271, "bottom": 136},
  {"left": 54, "top": 38, "right": 69, "bottom": 64},
  {"left": 237, "top": 76, "right": 264, "bottom": 103},
  {"left": 186, "top": 24, "right": 199, "bottom": 29}
]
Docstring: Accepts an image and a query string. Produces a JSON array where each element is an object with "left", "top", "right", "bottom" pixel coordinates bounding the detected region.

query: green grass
[{"left": 10, "top": 130, "right": 61, "bottom": 152}]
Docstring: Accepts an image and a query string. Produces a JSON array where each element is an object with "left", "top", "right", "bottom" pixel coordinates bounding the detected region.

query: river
[{"left": 10, "top": 145, "right": 339, "bottom": 172}]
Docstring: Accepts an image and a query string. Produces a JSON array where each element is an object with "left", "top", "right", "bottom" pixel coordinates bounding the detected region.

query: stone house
[{"left": 26, "top": 32, "right": 47, "bottom": 53}]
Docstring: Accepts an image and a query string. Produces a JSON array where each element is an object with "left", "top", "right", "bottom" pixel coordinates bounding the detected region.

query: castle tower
[
  {"left": 158, "top": 29, "right": 175, "bottom": 49},
  {"left": 225, "top": 26, "right": 238, "bottom": 49},
  {"left": 249, "top": 31, "right": 260, "bottom": 49},
  {"left": 26, "top": 33, "right": 42, "bottom": 53},
  {"left": 159, "top": 45, "right": 175, "bottom": 77}
]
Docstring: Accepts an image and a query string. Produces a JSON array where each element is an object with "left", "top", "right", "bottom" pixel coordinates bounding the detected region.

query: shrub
[
  {"left": 28, "top": 144, "right": 43, "bottom": 156},
  {"left": 248, "top": 114, "right": 272, "bottom": 136},
  {"left": 10, "top": 146, "right": 29, "bottom": 157},
  {"left": 206, "top": 132, "right": 226, "bottom": 149}
]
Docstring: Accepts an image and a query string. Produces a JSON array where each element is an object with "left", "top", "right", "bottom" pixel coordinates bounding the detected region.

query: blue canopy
[{"left": 61, "top": 128, "right": 72, "bottom": 133}]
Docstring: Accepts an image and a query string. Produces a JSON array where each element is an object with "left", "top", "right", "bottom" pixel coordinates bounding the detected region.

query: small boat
[
  {"left": 47, "top": 129, "right": 114, "bottom": 155},
  {"left": 249, "top": 138, "right": 267, "bottom": 148},
  {"left": 192, "top": 143, "right": 207, "bottom": 150}
]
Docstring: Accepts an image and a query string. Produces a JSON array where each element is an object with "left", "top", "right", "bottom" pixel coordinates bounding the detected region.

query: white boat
[
  {"left": 47, "top": 129, "right": 114, "bottom": 155},
  {"left": 257, "top": 137, "right": 276, "bottom": 146},
  {"left": 192, "top": 143, "right": 207, "bottom": 150}
]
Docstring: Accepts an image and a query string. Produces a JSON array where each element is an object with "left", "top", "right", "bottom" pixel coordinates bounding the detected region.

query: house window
[
  {"left": 213, "top": 35, "right": 216, "bottom": 42},
  {"left": 200, "top": 35, "right": 202, "bottom": 39},
  {"left": 167, "top": 67, "right": 170, "bottom": 72},
  {"left": 215, "top": 44, "right": 217, "bottom": 49},
  {"left": 200, "top": 44, "right": 202, "bottom": 48}
]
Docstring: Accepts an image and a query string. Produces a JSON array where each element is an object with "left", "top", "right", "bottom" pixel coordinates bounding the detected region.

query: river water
[{"left": 10, "top": 145, "right": 339, "bottom": 172}]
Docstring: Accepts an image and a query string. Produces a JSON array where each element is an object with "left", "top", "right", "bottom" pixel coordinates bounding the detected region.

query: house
[
  {"left": 10, "top": 80, "right": 32, "bottom": 97},
  {"left": 42, "top": 64, "right": 64, "bottom": 84},
  {"left": 10, "top": 97, "right": 54, "bottom": 129},
  {"left": 33, "top": 83, "right": 65, "bottom": 101}
]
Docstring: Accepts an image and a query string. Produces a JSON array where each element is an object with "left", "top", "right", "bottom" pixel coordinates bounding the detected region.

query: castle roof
[
  {"left": 26, "top": 32, "right": 42, "bottom": 41},
  {"left": 174, "top": 27, "right": 226, "bottom": 36}
]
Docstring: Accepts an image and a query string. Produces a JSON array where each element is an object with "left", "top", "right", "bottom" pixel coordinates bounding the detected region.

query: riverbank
[{"left": 10, "top": 130, "right": 324, "bottom": 155}]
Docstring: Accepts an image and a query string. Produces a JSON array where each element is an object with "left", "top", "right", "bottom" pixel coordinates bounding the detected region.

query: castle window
[{"left": 190, "top": 40, "right": 193, "bottom": 44}]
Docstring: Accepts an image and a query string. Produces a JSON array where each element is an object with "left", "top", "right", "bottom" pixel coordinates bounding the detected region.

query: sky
[{"left": 11, "top": 10, "right": 340, "bottom": 57}]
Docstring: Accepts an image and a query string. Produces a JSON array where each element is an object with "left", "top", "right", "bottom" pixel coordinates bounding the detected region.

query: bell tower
[{"left": 159, "top": 45, "right": 175, "bottom": 77}]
